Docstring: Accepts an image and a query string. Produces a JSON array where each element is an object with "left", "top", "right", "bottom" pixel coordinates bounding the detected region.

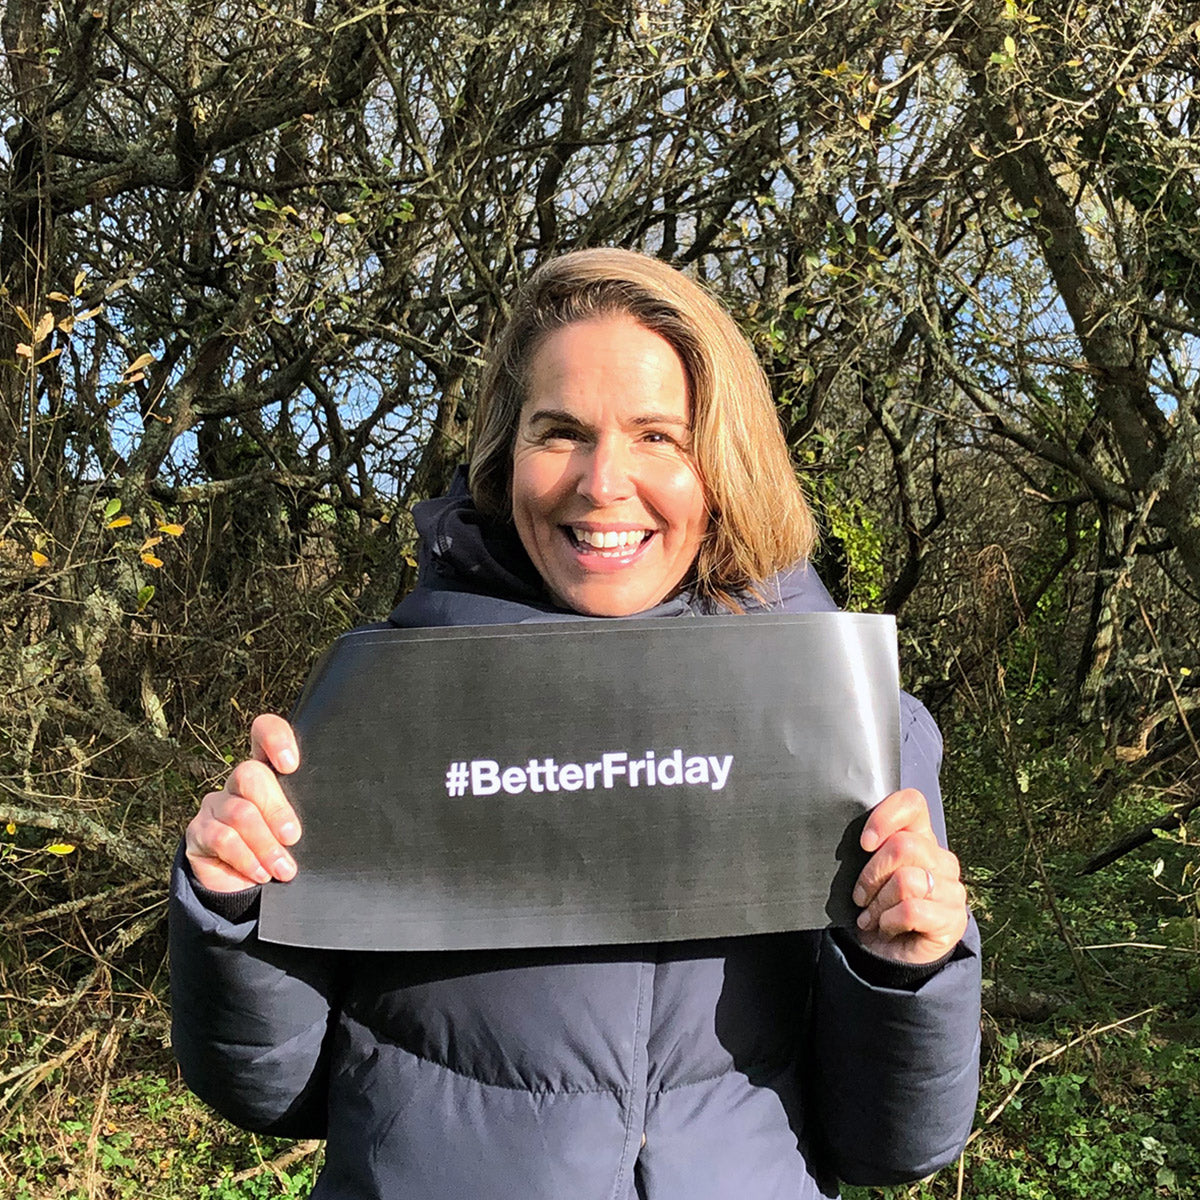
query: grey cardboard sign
[{"left": 257, "top": 613, "right": 899, "bottom": 951}]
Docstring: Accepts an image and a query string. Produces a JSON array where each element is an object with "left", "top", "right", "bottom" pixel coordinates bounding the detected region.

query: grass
[{"left": 3, "top": 1072, "right": 322, "bottom": 1199}]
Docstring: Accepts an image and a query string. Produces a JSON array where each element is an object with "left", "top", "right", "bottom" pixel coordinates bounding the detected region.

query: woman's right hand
[{"left": 185, "top": 714, "right": 302, "bottom": 893}]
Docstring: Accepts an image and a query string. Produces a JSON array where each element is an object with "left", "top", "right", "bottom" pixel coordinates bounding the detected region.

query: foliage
[
  {"left": 3, "top": 0, "right": 1200, "bottom": 1195},
  {"left": 2, "top": 1071, "right": 322, "bottom": 1199}
]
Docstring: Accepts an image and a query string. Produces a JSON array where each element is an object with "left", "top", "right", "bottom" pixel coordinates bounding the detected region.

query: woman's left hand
[{"left": 851, "top": 788, "right": 968, "bottom": 965}]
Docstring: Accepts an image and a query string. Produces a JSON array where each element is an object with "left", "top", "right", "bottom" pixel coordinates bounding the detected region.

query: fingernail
[
  {"left": 857, "top": 909, "right": 873, "bottom": 930},
  {"left": 278, "top": 749, "right": 299, "bottom": 772},
  {"left": 852, "top": 886, "right": 866, "bottom": 908},
  {"left": 279, "top": 821, "right": 300, "bottom": 844},
  {"left": 273, "top": 853, "right": 296, "bottom": 881},
  {"left": 252, "top": 865, "right": 271, "bottom": 884},
  {"left": 861, "top": 829, "right": 879, "bottom": 852}
]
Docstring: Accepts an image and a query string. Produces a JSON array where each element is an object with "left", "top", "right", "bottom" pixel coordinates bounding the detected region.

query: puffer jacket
[{"left": 170, "top": 473, "right": 981, "bottom": 1200}]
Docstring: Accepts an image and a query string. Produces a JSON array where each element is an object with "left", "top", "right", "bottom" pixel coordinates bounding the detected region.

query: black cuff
[
  {"left": 831, "top": 927, "right": 957, "bottom": 990},
  {"left": 177, "top": 842, "right": 262, "bottom": 923}
]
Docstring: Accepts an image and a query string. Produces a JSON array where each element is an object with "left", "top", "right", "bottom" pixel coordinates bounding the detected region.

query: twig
[
  {"left": 85, "top": 1025, "right": 123, "bottom": 1200},
  {"left": 0, "top": 795, "right": 165, "bottom": 874},
  {"left": 3, "top": 876, "right": 155, "bottom": 932},
  {"left": 0, "top": 1028, "right": 97, "bottom": 1109},
  {"left": 226, "top": 1139, "right": 322, "bottom": 1185},
  {"left": 1137, "top": 597, "right": 1200, "bottom": 764},
  {"left": 966, "top": 1008, "right": 1153, "bottom": 1142},
  {"left": 1004, "top": 742, "right": 1095, "bottom": 997},
  {"left": 1079, "top": 798, "right": 1200, "bottom": 875},
  {"left": 0, "top": 906, "right": 163, "bottom": 1122},
  {"left": 1081, "top": 941, "right": 1200, "bottom": 954}
]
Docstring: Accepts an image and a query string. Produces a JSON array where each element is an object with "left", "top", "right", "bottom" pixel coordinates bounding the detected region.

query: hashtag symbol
[{"left": 445, "top": 761, "right": 469, "bottom": 797}]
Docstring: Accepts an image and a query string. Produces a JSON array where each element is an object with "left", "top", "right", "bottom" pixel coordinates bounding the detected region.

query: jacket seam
[
  {"left": 649, "top": 1052, "right": 799, "bottom": 1097},
  {"left": 360, "top": 1032, "right": 630, "bottom": 1097},
  {"left": 611, "top": 960, "right": 651, "bottom": 1200}
]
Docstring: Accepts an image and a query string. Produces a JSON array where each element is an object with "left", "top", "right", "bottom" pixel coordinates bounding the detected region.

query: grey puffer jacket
[{"left": 170, "top": 475, "right": 981, "bottom": 1200}]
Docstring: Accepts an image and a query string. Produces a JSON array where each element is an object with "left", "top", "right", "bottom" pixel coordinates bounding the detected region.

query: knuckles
[
  {"left": 221, "top": 794, "right": 259, "bottom": 828},
  {"left": 873, "top": 787, "right": 928, "bottom": 825},
  {"left": 887, "top": 829, "right": 929, "bottom": 861},
  {"left": 877, "top": 899, "right": 924, "bottom": 933},
  {"left": 225, "top": 758, "right": 270, "bottom": 799},
  {"left": 206, "top": 821, "right": 243, "bottom": 858},
  {"left": 896, "top": 866, "right": 930, "bottom": 902},
  {"left": 190, "top": 780, "right": 269, "bottom": 861},
  {"left": 864, "top": 829, "right": 934, "bottom": 879}
]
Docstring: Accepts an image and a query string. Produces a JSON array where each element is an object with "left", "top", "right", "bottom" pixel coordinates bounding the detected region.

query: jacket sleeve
[
  {"left": 811, "top": 694, "right": 982, "bottom": 1185},
  {"left": 169, "top": 842, "right": 345, "bottom": 1137}
]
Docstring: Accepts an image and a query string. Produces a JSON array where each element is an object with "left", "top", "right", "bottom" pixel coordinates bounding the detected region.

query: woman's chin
[
  {"left": 544, "top": 570, "right": 683, "bottom": 618},
  {"left": 529, "top": 526, "right": 698, "bottom": 617}
]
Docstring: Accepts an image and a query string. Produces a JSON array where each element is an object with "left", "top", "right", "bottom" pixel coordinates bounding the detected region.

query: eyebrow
[{"left": 523, "top": 408, "right": 692, "bottom": 429}]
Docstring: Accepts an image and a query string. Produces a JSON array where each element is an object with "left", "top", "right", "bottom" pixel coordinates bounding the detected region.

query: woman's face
[{"left": 511, "top": 316, "right": 709, "bottom": 617}]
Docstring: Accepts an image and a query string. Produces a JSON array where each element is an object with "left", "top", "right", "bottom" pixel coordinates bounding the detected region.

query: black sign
[{"left": 257, "top": 614, "right": 899, "bottom": 951}]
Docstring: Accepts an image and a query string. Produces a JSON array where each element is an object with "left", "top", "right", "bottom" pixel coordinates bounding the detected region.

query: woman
[{"left": 171, "top": 248, "right": 980, "bottom": 1199}]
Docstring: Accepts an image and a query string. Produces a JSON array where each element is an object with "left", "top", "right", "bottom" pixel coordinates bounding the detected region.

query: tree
[{"left": 3, "top": 0, "right": 1200, "bottom": 1166}]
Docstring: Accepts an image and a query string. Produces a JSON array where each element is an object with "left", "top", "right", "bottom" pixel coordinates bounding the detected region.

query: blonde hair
[{"left": 469, "top": 248, "right": 815, "bottom": 611}]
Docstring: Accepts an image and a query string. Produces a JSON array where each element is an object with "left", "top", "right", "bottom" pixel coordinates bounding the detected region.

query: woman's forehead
[{"left": 520, "top": 316, "right": 690, "bottom": 419}]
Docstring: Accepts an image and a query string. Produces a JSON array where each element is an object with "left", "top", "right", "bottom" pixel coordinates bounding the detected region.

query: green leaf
[
  {"left": 136, "top": 585, "right": 155, "bottom": 612},
  {"left": 103, "top": 498, "right": 121, "bottom": 520}
]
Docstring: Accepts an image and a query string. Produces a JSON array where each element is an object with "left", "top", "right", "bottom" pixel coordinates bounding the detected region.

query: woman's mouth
[{"left": 564, "top": 527, "right": 654, "bottom": 558}]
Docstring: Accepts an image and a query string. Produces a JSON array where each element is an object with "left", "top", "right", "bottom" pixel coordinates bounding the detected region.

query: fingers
[
  {"left": 852, "top": 788, "right": 969, "bottom": 963},
  {"left": 224, "top": 756, "right": 301, "bottom": 846},
  {"left": 187, "top": 792, "right": 291, "bottom": 889},
  {"left": 855, "top": 864, "right": 968, "bottom": 937},
  {"left": 250, "top": 713, "right": 300, "bottom": 773},
  {"left": 860, "top": 787, "right": 932, "bottom": 853},
  {"left": 185, "top": 717, "right": 302, "bottom": 893},
  {"left": 855, "top": 789, "right": 944, "bottom": 907},
  {"left": 853, "top": 831, "right": 959, "bottom": 911}
]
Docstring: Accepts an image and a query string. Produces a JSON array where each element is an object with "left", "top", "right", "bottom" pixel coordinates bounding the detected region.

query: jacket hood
[
  {"left": 389, "top": 466, "right": 837, "bottom": 627},
  {"left": 406, "top": 466, "right": 546, "bottom": 604}
]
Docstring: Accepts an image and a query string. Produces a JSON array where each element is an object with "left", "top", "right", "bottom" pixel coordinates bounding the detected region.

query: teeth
[{"left": 572, "top": 528, "right": 648, "bottom": 550}]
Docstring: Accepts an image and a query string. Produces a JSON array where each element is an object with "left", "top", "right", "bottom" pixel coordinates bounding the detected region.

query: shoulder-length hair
[{"left": 469, "top": 248, "right": 815, "bottom": 611}]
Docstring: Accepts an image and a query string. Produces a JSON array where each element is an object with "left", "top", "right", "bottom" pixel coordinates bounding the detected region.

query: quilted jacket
[{"left": 170, "top": 473, "right": 981, "bottom": 1199}]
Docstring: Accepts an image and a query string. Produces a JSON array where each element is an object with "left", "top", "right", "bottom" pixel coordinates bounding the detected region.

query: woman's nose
[{"left": 577, "top": 437, "right": 635, "bottom": 505}]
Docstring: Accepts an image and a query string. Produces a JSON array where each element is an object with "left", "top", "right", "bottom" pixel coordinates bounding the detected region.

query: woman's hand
[
  {"left": 851, "top": 788, "right": 968, "bottom": 965},
  {"left": 185, "top": 714, "right": 302, "bottom": 893}
]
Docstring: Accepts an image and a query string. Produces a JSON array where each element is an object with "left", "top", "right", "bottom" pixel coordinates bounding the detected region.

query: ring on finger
[{"left": 923, "top": 868, "right": 935, "bottom": 900}]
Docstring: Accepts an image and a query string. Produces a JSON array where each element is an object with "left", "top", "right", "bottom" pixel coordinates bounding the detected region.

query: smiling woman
[{"left": 171, "top": 247, "right": 980, "bottom": 1200}]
